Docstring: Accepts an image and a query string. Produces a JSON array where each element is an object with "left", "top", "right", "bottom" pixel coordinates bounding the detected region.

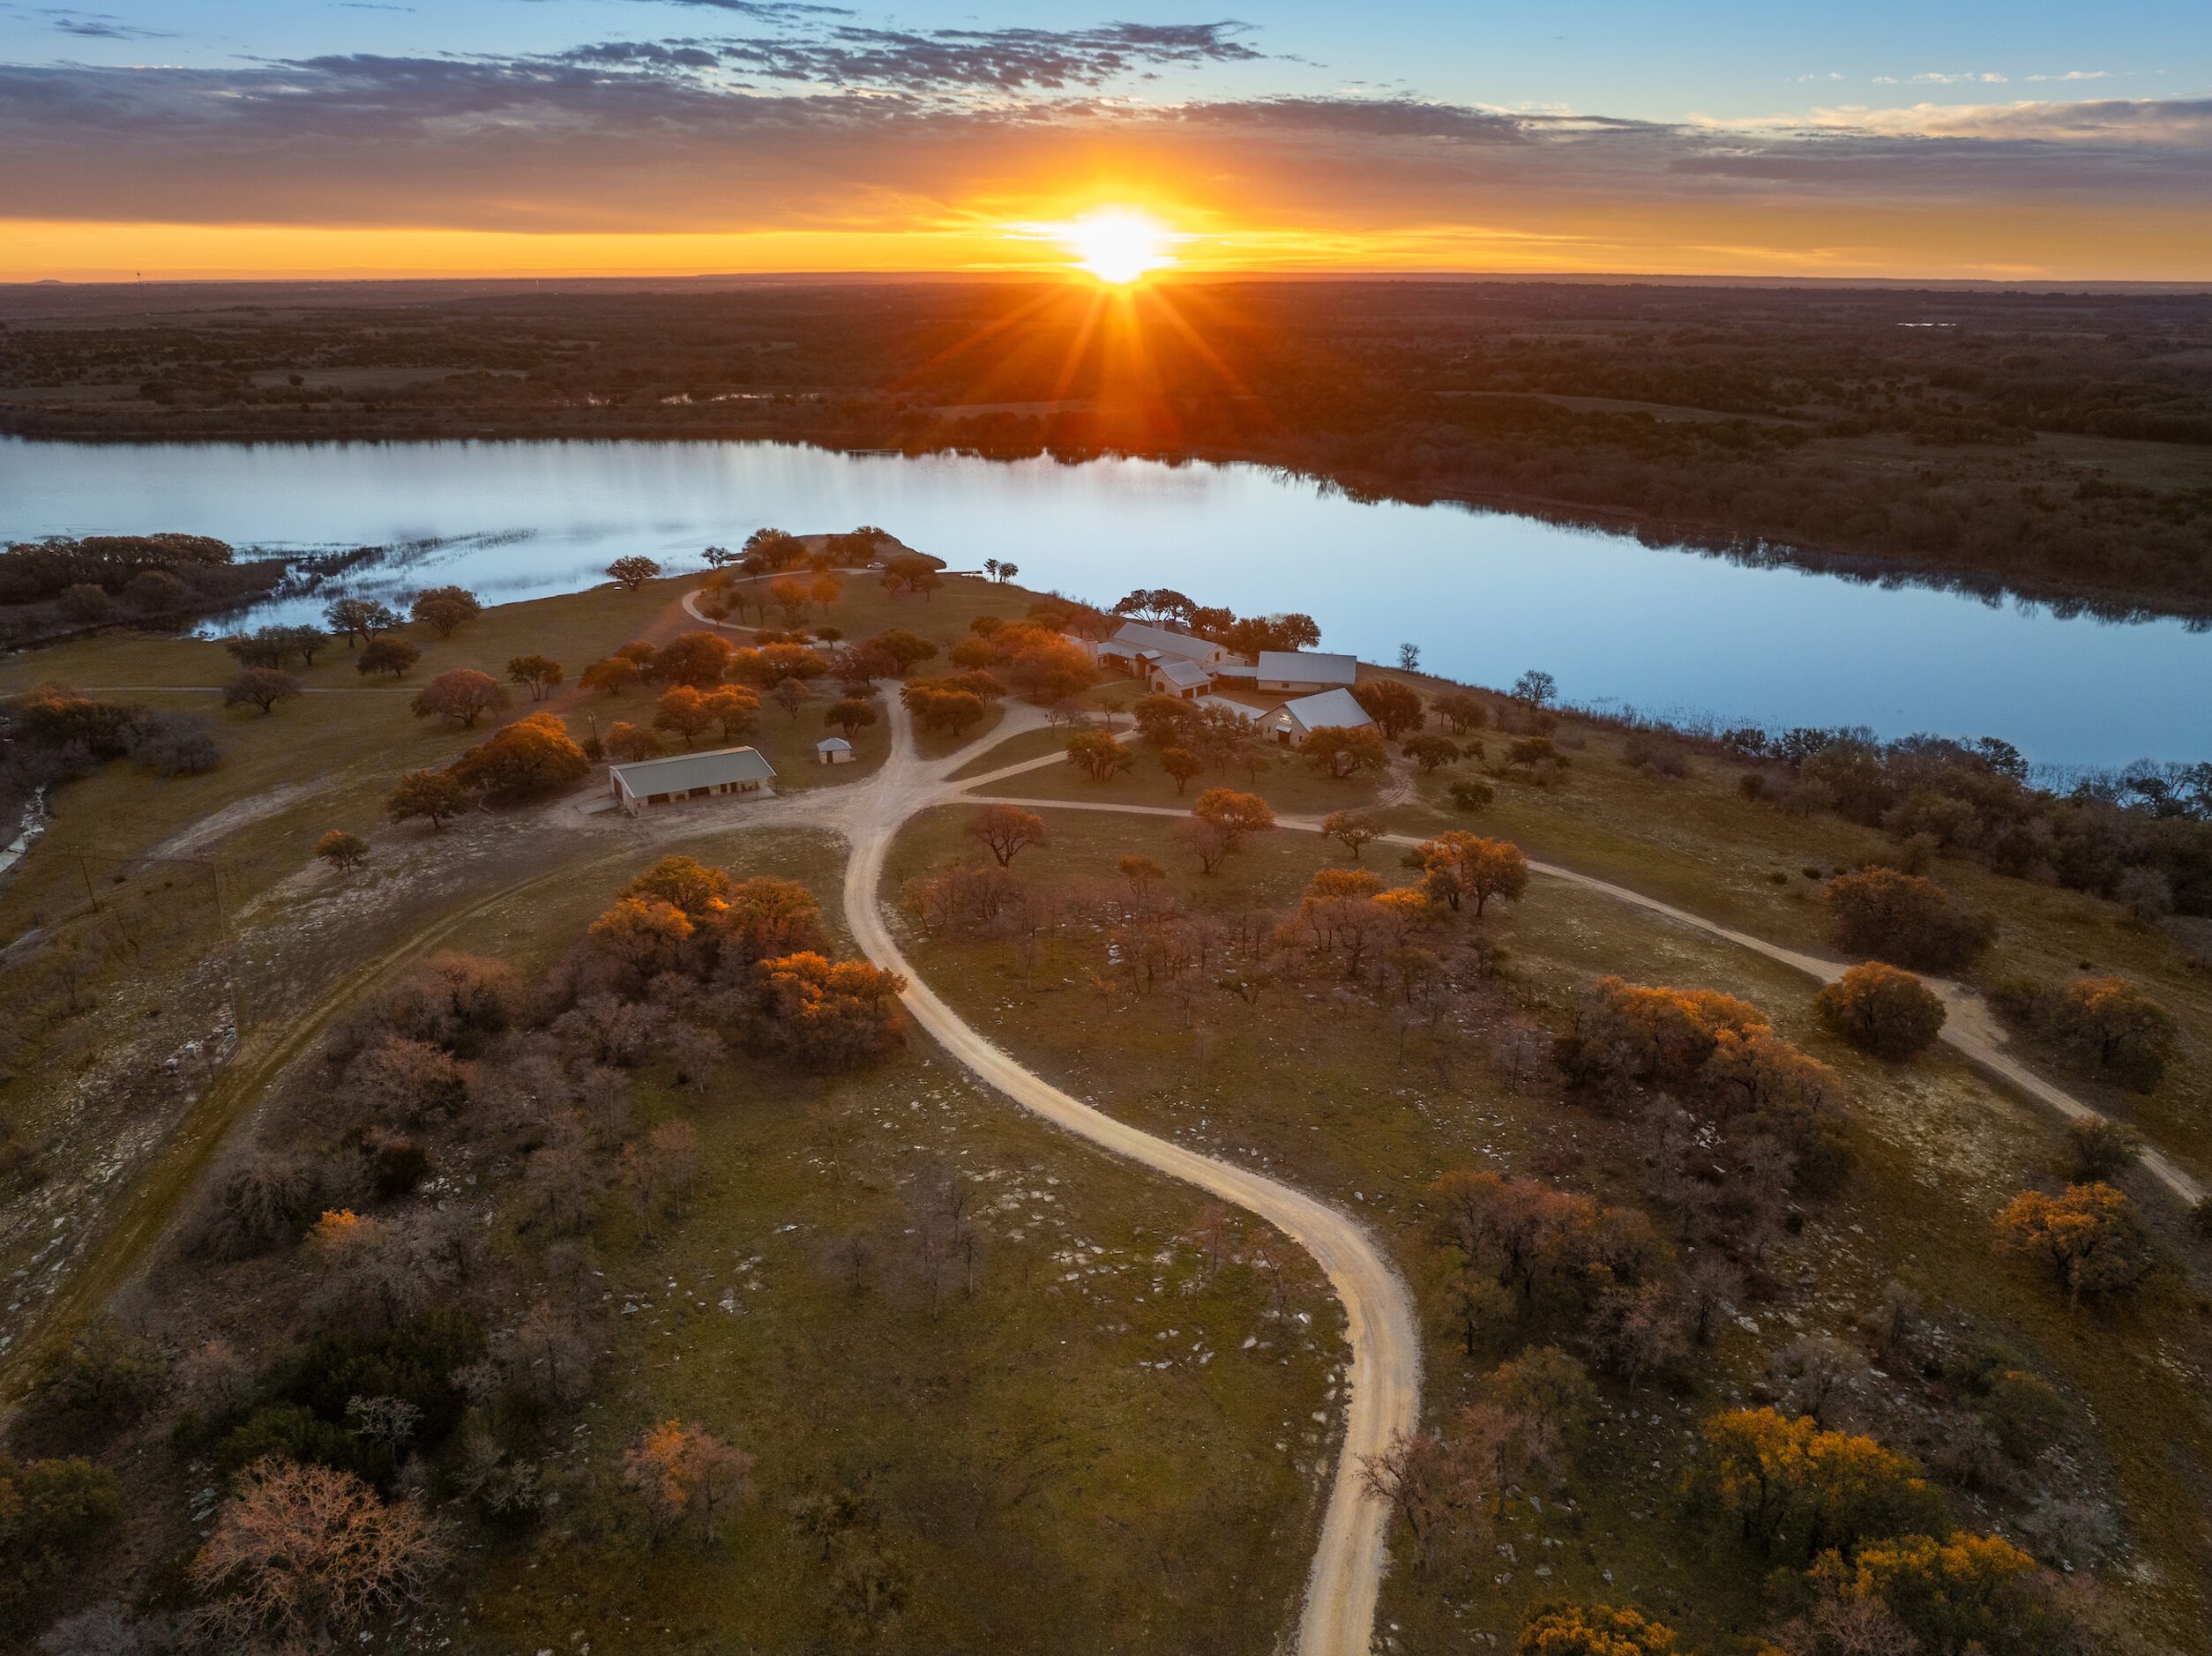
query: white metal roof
[
  {"left": 610, "top": 745, "right": 776, "bottom": 795},
  {"left": 1257, "top": 650, "right": 1357, "bottom": 686},
  {"left": 1151, "top": 658, "right": 1213, "bottom": 689},
  {"left": 1198, "top": 695, "right": 1264, "bottom": 723},
  {"left": 816, "top": 736, "right": 853, "bottom": 751},
  {"left": 1109, "top": 620, "right": 1220, "bottom": 660},
  {"left": 1275, "top": 687, "right": 1373, "bottom": 730}
]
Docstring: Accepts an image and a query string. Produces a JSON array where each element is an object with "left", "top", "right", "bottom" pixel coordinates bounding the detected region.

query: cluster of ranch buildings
[
  {"left": 602, "top": 618, "right": 1373, "bottom": 818},
  {"left": 1061, "top": 619, "right": 1377, "bottom": 745}
]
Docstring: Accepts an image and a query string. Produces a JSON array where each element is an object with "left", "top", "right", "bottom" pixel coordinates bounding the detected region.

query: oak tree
[
  {"left": 411, "top": 668, "right": 508, "bottom": 728},
  {"left": 968, "top": 804, "right": 1047, "bottom": 868}
]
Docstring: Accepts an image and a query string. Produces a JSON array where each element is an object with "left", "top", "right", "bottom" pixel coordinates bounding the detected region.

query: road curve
[
  {"left": 960, "top": 791, "right": 2206, "bottom": 1209},
  {"left": 845, "top": 707, "right": 1423, "bottom": 1656}
]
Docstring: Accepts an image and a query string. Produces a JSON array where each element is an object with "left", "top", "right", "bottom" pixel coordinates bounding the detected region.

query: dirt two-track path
[
  {"left": 848, "top": 702, "right": 1424, "bottom": 1656},
  {"left": 21, "top": 678, "right": 2181, "bottom": 1656}
]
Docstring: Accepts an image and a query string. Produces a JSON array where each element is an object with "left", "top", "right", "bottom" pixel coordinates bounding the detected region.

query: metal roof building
[
  {"left": 609, "top": 745, "right": 776, "bottom": 815},
  {"left": 1256, "top": 651, "right": 1358, "bottom": 690},
  {"left": 1264, "top": 687, "right": 1375, "bottom": 744}
]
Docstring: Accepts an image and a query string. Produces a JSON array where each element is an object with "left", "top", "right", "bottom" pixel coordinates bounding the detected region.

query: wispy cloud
[
  {"left": 30, "top": 5, "right": 172, "bottom": 38},
  {"left": 541, "top": 19, "right": 1267, "bottom": 93}
]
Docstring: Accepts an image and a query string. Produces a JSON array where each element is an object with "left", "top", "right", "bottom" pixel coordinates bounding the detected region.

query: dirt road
[
  {"left": 962, "top": 789, "right": 2205, "bottom": 1208},
  {"left": 843, "top": 703, "right": 1423, "bottom": 1656}
]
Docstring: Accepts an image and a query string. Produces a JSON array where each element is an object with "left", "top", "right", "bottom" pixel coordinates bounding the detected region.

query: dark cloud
[
  {"left": 34, "top": 6, "right": 172, "bottom": 37},
  {"left": 639, "top": 0, "right": 853, "bottom": 12},
  {"left": 562, "top": 40, "right": 724, "bottom": 71},
  {"left": 1165, "top": 96, "right": 1534, "bottom": 144},
  {"left": 0, "top": 52, "right": 2204, "bottom": 266},
  {"left": 551, "top": 19, "right": 1267, "bottom": 93}
]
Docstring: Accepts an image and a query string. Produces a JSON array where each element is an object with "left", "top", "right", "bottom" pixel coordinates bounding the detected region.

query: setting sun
[{"left": 1061, "top": 209, "right": 1176, "bottom": 285}]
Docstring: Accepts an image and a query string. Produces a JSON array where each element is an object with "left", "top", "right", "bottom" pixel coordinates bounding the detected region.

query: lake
[{"left": 3, "top": 436, "right": 2205, "bottom": 772}]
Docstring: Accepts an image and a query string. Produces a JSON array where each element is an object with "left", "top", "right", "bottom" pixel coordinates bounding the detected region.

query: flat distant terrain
[{"left": 3, "top": 278, "right": 2209, "bottom": 616}]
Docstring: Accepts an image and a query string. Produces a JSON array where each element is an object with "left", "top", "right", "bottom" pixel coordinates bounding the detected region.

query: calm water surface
[{"left": 3, "top": 436, "right": 2204, "bottom": 771}]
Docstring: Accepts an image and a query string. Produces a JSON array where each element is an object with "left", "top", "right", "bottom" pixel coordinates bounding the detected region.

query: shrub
[
  {"left": 2066, "top": 1116, "right": 2140, "bottom": 1182},
  {"left": 14, "top": 683, "right": 138, "bottom": 757},
  {"left": 191, "top": 1152, "right": 325, "bottom": 1257},
  {"left": 1975, "top": 1369, "right": 2066, "bottom": 1460},
  {"left": 0, "top": 1455, "right": 124, "bottom": 1637},
  {"left": 1691, "top": 1406, "right": 1944, "bottom": 1565},
  {"left": 1447, "top": 779, "right": 1495, "bottom": 812},
  {"left": 1516, "top": 1601, "right": 1681, "bottom": 1656},
  {"left": 1812, "top": 962, "right": 1947, "bottom": 1059},
  {"left": 1562, "top": 977, "right": 1766, "bottom": 1091},
  {"left": 1995, "top": 1183, "right": 2155, "bottom": 1301},
  {"left": 17, "top": 1320, "right": 167, "bottom": 1444},
  {"left": 356, "top": 637, "right": 420, "bottom": 677},
  {"left": 1822, "top": 868, "right": 1996, "bottom": 972},
  {"left": 124, "top": 708, "right": 220, "bottom": 776},
  {"left": 218, "top": 1403, "right": 384, "bottom": 1486},
  {"left": 277, "top": 1305, "right": 485, "bottom": 1455},
  {"left": 1808, "top": 1530, "right": 2052, "bottom": 1656},
  {"left": 56, "top": 583, "right": 114, "bottom": 624},
  {"left": 2040, "top": 976, "right": 2178, "bottom": 1093},
  {"left": 751, "top": 952, "right": 907, "bottom": 1068},
  {"left": 1621, "top": 732, "right": 1689, "bottom": 778}
]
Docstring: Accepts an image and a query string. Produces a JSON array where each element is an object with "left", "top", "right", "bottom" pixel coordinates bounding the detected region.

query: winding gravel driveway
[{"left": 847, "top": 701, "right": 1424, "bottom": 1656}]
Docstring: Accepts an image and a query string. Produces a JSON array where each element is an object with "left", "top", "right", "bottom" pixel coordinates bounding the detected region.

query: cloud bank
[{"left": 1, "top": 19, "right": 2207, "bottom": 276}]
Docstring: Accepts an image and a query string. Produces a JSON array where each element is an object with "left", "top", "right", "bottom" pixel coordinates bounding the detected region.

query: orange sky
[
  {"left": 5, "top": 43, "right": 2210, "bottom": 283},
  {"left": 10, "top": 198, "right": 2212, "bottom": 284}
]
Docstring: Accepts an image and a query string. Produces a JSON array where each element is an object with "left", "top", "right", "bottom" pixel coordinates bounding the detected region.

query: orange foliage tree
[
  {"left": 1994, "top": 1183, "right": 2154, "bottom": 1301},
  {"left": 449, "top": 712, "right": 589, "bottom": 802}
]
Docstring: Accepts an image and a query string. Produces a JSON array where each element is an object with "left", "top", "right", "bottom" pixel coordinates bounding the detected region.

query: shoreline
[{"left": 4, "top": 426, "right": 2208, "bottom": 627}]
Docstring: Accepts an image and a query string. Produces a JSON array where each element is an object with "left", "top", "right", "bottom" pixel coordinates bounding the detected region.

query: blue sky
[{"left": 4, "top": 0, "right": 2201, "bottom": 118}]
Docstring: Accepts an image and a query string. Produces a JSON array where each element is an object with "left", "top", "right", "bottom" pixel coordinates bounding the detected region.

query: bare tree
[{"left": 190, "top": 1459, "right": 448, "bottom": 1650}]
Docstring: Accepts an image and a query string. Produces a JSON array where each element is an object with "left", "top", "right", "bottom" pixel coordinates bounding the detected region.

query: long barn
[{"left": 608, "top": 746, "right": 776, "bottom": 815}]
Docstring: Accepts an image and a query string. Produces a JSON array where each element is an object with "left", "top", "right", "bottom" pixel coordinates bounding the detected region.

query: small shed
[
  {"left": 608, "top": 745, "right": 776, "bottom": 815},
  {"left": 1148, "top": 658, "right": 1214, "bottom": 699},
  {"left": 817, "top": 736, "right": 856, "bottom": 765}
]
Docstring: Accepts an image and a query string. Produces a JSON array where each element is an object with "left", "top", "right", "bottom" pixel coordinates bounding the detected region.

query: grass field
[
  {"left": 68, "top": 813, "right": 1341, "bottom": 1656},
  {"left": 0, "top": 570, "right": 1042, "bottom": 1364},
  {"left": 885, "top": 794, "right": 2212, "bottom": 1651}
]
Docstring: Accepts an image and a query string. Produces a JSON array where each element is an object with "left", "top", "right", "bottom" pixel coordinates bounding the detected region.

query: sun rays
[{"left": 1057, "top": 209, "right": 1177, "bottom": 286}]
